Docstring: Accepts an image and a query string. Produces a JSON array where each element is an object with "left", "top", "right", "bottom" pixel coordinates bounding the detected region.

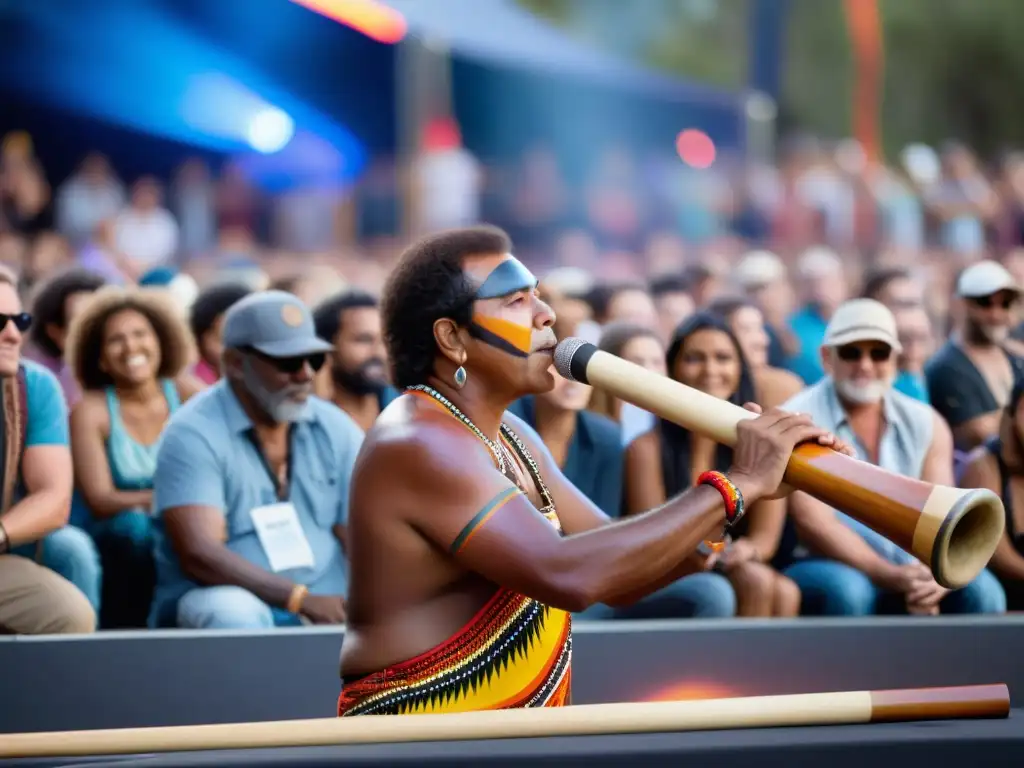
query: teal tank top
[{"left": 105, "top": 379, "right": 181, "bottom": 491}]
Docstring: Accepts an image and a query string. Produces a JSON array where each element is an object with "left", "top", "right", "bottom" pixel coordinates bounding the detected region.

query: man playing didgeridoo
[{"left": 338, "top": 226, "right": 851, "bottom": 716}]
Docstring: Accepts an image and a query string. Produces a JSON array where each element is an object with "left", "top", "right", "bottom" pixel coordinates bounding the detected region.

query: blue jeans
[
  {"left": 575, "top": 572, "right": 737, "bottom": 621},
  {"left": 13, "top": 526, "right": 102, "bottom": 612},
  {"left": 91, "top": 510, "right": 157, "bottom": 629},
  {"left": 784, "top": 560, "right": 1007, "bottom": 616},
  {"left": 176, "top": 586, "right": 304, "bottom": 629}
]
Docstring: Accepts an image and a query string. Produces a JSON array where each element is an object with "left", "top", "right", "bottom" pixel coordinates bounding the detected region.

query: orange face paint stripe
[{"left": 471, "top": 313, "right": 532, "bottom": 354}]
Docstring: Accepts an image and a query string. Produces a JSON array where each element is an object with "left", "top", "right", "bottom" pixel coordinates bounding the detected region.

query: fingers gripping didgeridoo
[{"left": 553, "top": 338, "right": 1004, "bottom": 590}]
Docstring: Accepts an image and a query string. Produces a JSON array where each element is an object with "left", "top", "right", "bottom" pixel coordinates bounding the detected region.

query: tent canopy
[{"left": 379, "top": 0, "right": 741, "bottom": 107}]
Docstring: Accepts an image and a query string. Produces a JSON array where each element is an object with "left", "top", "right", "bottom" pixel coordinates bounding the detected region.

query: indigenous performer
[{"left": 338, "top": 226, "right": 850, "bottom": 716}]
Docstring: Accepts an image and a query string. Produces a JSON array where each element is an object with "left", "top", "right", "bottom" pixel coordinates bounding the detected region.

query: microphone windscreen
[{"left": 554, "top": 337, "right": 598, "bottom": 384}]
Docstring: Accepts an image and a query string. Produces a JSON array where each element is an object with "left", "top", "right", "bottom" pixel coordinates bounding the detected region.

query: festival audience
[
  {"left": 587, "top": 322, "right": 666, "bottom": 446},
  {"left": 959, "top": 378, "right": 1024, "bottom": 610},
  {"left": 706, "top": 296, "right": 803, "bottom": 410},
  {"left": 8, "top": 133, "right": 1024, "bottom": 633},
  {"left": 312, "top": 290, "right": 395, "bottom": 432},
  {"left": 783, "top": 299, "right": 1006, "bottom": 615},
  {"left": 624, "top": 313, "right": 799, "bottom": 618},
  {"left": 149, "top": 291, "right": 363, "bottom": 629},
  {"left": 189, "top": 282, "right": 253, "bottom": 385},
  {"left": 926, "top": 260, "right": 1022, "bottom": 451},
  {"left": 24, "top": 267, "right": 107, "bottom": 407},
  {"left": 66, "top": 287, "right": 203, "bottom": 628},
  {"left": 0, "top": 263, "right": 97, "bottom": 634},
  {"left": 508, "top": 368, "right": 623, "bottom": 518}
]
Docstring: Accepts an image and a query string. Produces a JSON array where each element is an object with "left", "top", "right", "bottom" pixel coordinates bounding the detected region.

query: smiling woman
[{"left": 63, "top": 287, "right": 205, "bottom": 629}]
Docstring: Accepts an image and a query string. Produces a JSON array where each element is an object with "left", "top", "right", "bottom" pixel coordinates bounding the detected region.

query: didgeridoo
[
  {"left": 554, "top": 338, "right": 1004, "bottom": 590},
  {"left": 0, "top": 684, "right": 1008, "bottom": 757}
]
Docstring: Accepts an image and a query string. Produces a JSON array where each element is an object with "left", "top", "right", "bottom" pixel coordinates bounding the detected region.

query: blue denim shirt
[
  {"left": 783, "top": 378, "right": 934, "bottom": 565},
  {"left": 149, "top": 381, "right": 364, "bottom": 626}
]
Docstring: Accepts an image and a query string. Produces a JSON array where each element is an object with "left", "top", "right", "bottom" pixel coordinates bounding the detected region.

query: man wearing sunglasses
[
  {"left": 149, "top": 291, "right": 365, "bottom": 630},
  {"left": 926, "top": 260, "right": 1023, "bottom": 452},
  {"left": 781, "top": 298, "right": 1006, "bottom": 617},
  {"left": 0, "top": 264, "right": 98, "bottom": 635}
]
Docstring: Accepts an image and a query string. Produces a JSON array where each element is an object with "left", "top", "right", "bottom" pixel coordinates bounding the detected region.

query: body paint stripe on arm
[{"left": 450, "top": 487, "right": 522, "bottom": 555}]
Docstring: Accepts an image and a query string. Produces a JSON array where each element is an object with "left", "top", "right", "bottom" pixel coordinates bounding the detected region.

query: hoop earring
[{"left": 453, "top": 365, "right": 467, "bottom": 389}]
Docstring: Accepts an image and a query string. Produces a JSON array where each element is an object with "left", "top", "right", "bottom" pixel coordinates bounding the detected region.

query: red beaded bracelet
[{"left": 697, "top": 470, "right": 745, "bottom": 527}]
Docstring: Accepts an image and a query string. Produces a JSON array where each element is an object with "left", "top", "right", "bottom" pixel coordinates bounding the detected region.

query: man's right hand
[
  {"left": 300, "top": 594, "right": 348, "bottom": 625},
  {"left": 728, "top": 405, "right": 837, "bottom": 502}
]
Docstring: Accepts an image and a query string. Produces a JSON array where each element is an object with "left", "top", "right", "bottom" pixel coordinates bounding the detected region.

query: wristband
[
  {"left": 286, "top": 584, "right": 309, "bottom": 614},
  {"left": 697, "top": 471, "right": 746, "bottom": 553}
]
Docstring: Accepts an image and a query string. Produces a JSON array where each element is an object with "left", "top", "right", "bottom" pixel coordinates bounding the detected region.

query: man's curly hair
[
  {"left": 381, "top": 225, "right": 512, "bottom": 389},
  {"left": 65, "top": 286, "right": 196, "bottom": 392}
]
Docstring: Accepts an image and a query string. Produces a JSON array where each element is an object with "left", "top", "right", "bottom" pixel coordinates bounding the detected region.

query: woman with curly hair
[{"left": 65, "top": 286, "right": 204, "bottom": 628}]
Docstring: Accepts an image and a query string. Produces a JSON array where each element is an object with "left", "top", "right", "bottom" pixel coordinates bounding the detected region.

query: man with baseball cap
[
  {"left": 926, "top": 260, "right": 1023, "bottom": 452},
  {"left": 780, "top": 298, "right": 1005, "bottom": 617},
  {"left": 149, "top": 291, "right": 365, "bottom": 630}
]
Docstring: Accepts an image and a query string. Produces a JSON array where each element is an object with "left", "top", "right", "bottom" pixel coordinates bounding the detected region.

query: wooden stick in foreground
[{"left": 0, "top": 684, "right": 1008, "bottom": 758}]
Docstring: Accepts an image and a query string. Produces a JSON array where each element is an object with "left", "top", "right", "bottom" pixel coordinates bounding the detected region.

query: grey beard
[{"left": 241, "top": 359, "right": 310, "bottom": 423}]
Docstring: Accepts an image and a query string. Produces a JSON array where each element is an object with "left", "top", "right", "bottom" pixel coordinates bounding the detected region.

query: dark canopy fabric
[{"left": 379, "top": 0, "right": 740, "bottom": 107}]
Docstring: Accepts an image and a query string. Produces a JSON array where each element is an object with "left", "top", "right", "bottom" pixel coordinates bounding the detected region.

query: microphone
[
  {"left": 552, "top": 336, "right": 1005, "bottom": 591},
  {"left": 553, "top": 337, "right": 753, "bottom": 447}
]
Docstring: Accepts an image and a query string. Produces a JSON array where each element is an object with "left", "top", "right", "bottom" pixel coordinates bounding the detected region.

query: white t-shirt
[{"left": 114, "top": 207, "right": 179, "bottom": 267}]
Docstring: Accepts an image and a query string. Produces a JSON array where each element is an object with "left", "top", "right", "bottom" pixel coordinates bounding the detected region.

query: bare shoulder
[
  {"left": 351, "top": 397, "right": 505, "bottom": 518},
  {"left": 70, "top": 391, "right": 110, "bottom": 432}
]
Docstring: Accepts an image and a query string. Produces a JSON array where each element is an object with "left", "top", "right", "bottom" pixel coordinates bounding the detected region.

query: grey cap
[{"left": 221, "top": 290, "right": 333, "bottom": 358}]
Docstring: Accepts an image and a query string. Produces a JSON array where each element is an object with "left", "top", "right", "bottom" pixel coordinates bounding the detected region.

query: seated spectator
[
  {"left": 625, "top": 313, "right": 800, "bottom": 619},
  {"left": 892, "top": 304, "right": 935, "bottom": 404},
  {"left": 507, "top": 367, "right": 622, "bottom": 518},
  {"left": 189, "top": 282, "right": 253, "bottom": 385},
  {"left": 150, "top": 291, "right": 364, "bottom": 629},
  {"left": 959, "top": 377, "right": 1024, "bottom": 610},
  {"left": 312, "top": 290, "right": 396, "bottom": 432},
  {"left": 588, "top": 281, "right": 658, "bottom": 330},
  {"left": 0, "top": 264, "right": 96, "bottom": 634},
  {"left": 24, "top": 266, "right": 107, "bottom": 407},
  {"left": 787, "top": 246, "right": 848, "bottom": 385},
  {"left": 649, "top": 274, "right": 694, "bottom": 342},
  {"left": 861, "top": 266, "right": 923, "bottom": 310},
  {"left": 66, "top": 287, "right": 203, "bottom": 628},
  {"left": 784, "top": 298, "right": 1006, "bottom": 615},
  {"left": 587, "top": 322, "right": 665, "bottom": 446},
  {"left": 706, "top": 296, "right": 803, "bottom": 409},
  {"left": 926, "top": 261, "right": 1022, "bottom": 452}
]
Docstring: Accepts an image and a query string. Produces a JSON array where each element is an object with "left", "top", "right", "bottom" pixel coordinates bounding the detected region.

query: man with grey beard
[
  {"left": 926, "top": 260, "right": 1023, "bottom": 451},
  {"left": 778, "top": 299, "right": 1006, "bottom": 616},
  {"left": 148, "top": 291, "right": 364, "bottom": 629}
]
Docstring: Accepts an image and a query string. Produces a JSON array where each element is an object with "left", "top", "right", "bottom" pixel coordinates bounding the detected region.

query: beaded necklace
[{"left": 407, "top": 385, "right": 556, "bottom": 516}]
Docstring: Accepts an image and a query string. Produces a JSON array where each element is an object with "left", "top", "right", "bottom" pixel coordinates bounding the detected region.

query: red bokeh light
[{"left": 676, "top": 129, "right": 716, "bottom": 169}]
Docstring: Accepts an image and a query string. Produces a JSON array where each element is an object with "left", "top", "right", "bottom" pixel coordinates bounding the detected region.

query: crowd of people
[{"left": 2, "top": 125, "right": 1024, "bottom": 636}]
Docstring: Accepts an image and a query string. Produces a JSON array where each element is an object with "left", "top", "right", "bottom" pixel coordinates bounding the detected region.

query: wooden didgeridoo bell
[{"left": 554, "top": 339, "right": 1005, "bottom": 590}]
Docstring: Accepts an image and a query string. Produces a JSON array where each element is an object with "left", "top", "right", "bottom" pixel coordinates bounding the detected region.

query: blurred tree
[{"left": 518, "top": 0, "right": 1024, "bottom": 160}]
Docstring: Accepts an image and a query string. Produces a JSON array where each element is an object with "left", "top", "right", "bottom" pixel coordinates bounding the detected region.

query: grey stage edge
[
  {"left": 4, "top": 714, "right": 1023, "bottom": 768},
  {"left": 2, "top": 616, "right": 1024, "bottom": 733}
]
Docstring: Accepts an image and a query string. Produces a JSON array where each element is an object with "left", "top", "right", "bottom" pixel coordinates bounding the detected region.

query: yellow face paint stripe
[{"left": 472, "top": 313, "right": 532, "bottom": 354}]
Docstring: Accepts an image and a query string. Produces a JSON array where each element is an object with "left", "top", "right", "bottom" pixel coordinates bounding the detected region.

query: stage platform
[{"left": 1, "top": 616, "right": 1021, "bottom": 734}]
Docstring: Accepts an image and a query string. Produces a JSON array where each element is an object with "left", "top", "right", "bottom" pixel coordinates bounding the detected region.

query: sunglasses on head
[
  {"left": 244, "top": 348, "right": 326, "bottom": 374},
  {"left": 972, "top": 295, "right": 1016, "bottom": 310},
  {"left": 0, "top": 313, "right": 31, "bottom": 333},
  {"left": 836, "top": 344, "right": 892, "bottom": 363}
]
